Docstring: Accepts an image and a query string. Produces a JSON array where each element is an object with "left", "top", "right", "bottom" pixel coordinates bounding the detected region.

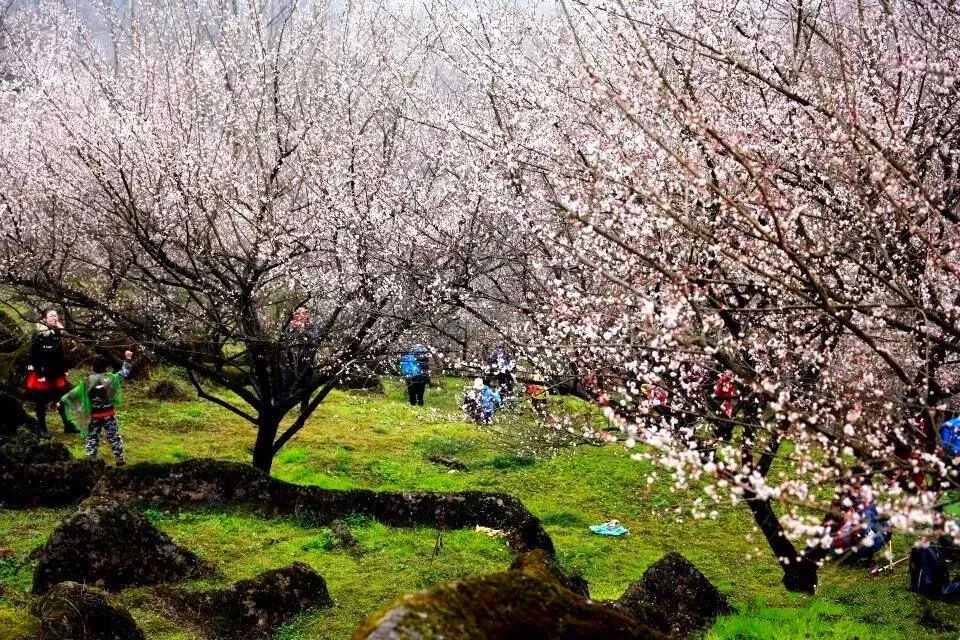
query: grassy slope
[{"left": 2, "top": 375, "right": 960, "bottom": 639}]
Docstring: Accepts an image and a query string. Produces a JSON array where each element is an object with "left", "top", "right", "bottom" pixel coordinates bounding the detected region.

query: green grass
[
  {"left": 127, "top": 510, "right": 512, "bottom": 639},
  {"left": 1, "top": 375, "right": 959, "bottom": 639}
]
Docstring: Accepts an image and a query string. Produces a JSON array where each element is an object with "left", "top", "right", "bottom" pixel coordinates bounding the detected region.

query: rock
[
  {"left": 339, "top": 371, "right": 384, "bottom": 392},
  {"left": 0, "top": 391, "right": 38, "bottom": 439},
  {"left": 320, "top": 490, "right": 554, "bottom": 556},
  {"left": 31, "top": 581, "right": 146, "bottom": 640},
  {"left": 427, "top": 454, "right": 469, "bottom": 471},
  {"left": 147, "top": 379, "right": 191, "bottom": 402},
  {"left": 353, "top": 554, "right": 661, "bottom": 640},
  {"left": 331, "top": 519, "right": 363, "bottom": 558},
  {"left": 613, "top": 552, "right": 731, "bottom": 639},
  {"left": 93, "top": 458, "right": 272, "bottom": 508},
  {"left": 509, "top": 549, "right": 590, "bottom": 598},
  {"left": 32, "top": 498, "right": 213, "bottom": 594},
  {"left": 155, "top": 562, "right": 332, "bottom": 639},
  {"left": 94, "top": 459, "right": 554, "bottom": 555},
  {"left": 0, "top": 448, "right": 104, "bottom": 509},
  {"left": 0, "top": 428, "right": 72, "bottom": 464}
]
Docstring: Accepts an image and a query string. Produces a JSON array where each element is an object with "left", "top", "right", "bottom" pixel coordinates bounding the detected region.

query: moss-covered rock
[
  {"left": 94, "top": 459, "right": 554, "bottom": 555},
  {"left": 0, "top": 391, "right": 37, "bottom": 439},
  {"left": 93, "top": 458, "right": 270, "bottom": 502},
  {"left": 353, "top": 554, "right": 661, "bottom": 640},
  {"left": 331, "top": 519, "right": 363, "bottom": 557},
  {"left": 31, "top": 581, "right": 146, "bottom": 640},
  {"left": 146, "top": 379, "right": 191, "bottom": 401},
  {"left": 32, "top": 498, "right": 213, "bottom": 594},
  {"left": 509, "top": 549, "right": 589, "bottom": 597},
  {"left": 154, "top": 562, "right": 332, "bottom": 639},
  {"left": 0, "top": 440, "right": 103, "bottom": 508},
  {"left": 427, "top": 453, "right": 469, "bottom": 471},
  {"left": 613, "top": 552, "right": 732, "bottom": 639},
  {"left": 339, "top": 371, "right": 384, "bottom": 392},
  {"left": 0, "top": 428, "right": 71, "bottom": 463}
]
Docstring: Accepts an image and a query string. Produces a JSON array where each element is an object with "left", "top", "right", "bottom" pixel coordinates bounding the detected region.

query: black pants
[
  {"left": 407, "top": 380, "right": 427, "bottom": 406},
  {"left": 35, "top": 397, "right": 75, "bottom": 434},
  {"left": 495, "top": 373, "right": 514, "bottom": 397}
]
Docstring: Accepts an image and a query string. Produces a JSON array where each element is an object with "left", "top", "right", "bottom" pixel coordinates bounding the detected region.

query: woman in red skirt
[{"left": 25, "top": 308, "right": 79, "bottom": 438}]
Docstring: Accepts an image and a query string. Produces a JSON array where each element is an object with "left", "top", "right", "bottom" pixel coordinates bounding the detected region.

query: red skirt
[{"left": 24, "top": 371, "right": 69, "bottom": 393}]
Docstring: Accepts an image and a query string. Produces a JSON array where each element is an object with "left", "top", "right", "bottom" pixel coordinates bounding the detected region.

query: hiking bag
[
  {"left": 399, "top": 353, "right": 422, "bottom": 378},
  {"left": 941, "top": 418, "right": 960, "bottom": 457},
  {"left": 910, "top": 546, "right": 951, "bottom": 598}
]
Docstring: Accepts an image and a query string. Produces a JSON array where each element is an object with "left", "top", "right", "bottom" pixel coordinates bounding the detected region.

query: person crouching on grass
[{"left": 58, "top": 350, "right": 134, "bottom": 466}]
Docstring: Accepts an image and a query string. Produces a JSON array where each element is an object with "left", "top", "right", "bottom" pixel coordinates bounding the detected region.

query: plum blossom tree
[
  {"left": 433, "top": 0, "right": 960, "bottom": 591},
  {"left": 4, "top": 0, "right": 960, "bottom": 592},
  {"left": 0, "top": 0, "right": 501, "bottom": 473}
]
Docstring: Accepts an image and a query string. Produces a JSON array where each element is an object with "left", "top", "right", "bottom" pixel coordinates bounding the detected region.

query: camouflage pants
[{"left": 86, "top": 416, "right": 125, "bottom": 463}]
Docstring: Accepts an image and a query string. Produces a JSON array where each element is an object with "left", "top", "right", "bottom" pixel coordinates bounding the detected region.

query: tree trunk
[
  {"left": 745, "top": 493, "right": 820, "bottom": 594},
  {"left": 252, "top": 411, "right": 280, "bottom": 474},
  {"left": 781, "top": 559, "right": 820, "bottom": 594}
]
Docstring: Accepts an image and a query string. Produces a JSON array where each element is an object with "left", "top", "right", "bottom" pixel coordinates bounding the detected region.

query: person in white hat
[{"left": 463, "top": 378, "right": 501, "bottom": 424}]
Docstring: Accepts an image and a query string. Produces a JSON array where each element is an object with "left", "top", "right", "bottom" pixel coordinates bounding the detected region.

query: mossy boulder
[
  {"left": 331, "top": 519, "right": 363, "bottom": 557},
  {"left": 509, "top": 549, "right": 589, "bottom": 597},
  {"left": 32, "top": 498, "right": 213, "bottom": 594},
  {"left": 427, "top": 454, "right": 469, "bottom": 471},
  {"left": 93, "top": 458, "right": 272, "bottom": 506},
  {"left": 353, "top": 552, "right": 660, "bottom": 640},
  {"left": 0, "top": 391, "right": 37, "bottom": 439},
  {"left": 94, "top": 459, "right": 554, "bottom": 555},
  {"left": 0, "top": 428, "right": 71, "bottom": 463},
  {"left": 613, "top": 552, "right": 731, "bottom": 639},
  {"left": 0, "top": 436, "right": 103, "bottom": 508},
  {"left": 147, "top": 379, "right": 191, "bottom": 401},
  {"left": 31, "top": 581, "right": 146, "bottom": 640},
  {"left": 155, "top": 562, "right": 332, "bottom": 639}
]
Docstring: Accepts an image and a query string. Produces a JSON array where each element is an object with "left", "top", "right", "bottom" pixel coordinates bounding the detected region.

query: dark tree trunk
[
  {"left": 745, "top": 492, "right": 820, "bottom": 594},
  {"left": 781, "top": 560, "right": 820, "bottom": 593},
  {"left": 252, "top": 411, "right": 280, "bottom": 474}
]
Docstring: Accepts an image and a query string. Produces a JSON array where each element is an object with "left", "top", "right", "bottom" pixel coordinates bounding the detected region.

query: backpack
[
  {"left": 941, "top": 418, "right": 960, "bottom": 457},
  {"left": 910, "top": 546, "right": 951, "bottom": 597},
  {"left": 399, "top": 353, "right": 422, "bottom": 378}
]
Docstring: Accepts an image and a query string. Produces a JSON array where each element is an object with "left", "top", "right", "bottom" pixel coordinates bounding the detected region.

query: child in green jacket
[{"left": 59, "top": 350, "right": 134, "bottom": 466}]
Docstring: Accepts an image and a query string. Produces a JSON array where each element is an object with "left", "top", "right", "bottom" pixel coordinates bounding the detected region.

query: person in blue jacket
[
  {"left": 399, "top": 345, "right": 431, "bottom": 406},
  {"left": 463, "top": 378, "right": 501, "bottom": 425},
  {"left": 940, "top": 416, "right": 960, "bottom": 458}
]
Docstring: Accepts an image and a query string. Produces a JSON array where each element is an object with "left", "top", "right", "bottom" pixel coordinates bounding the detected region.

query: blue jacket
[{"left": 479, "top": 387, "right": 501, "bottom": 412}]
